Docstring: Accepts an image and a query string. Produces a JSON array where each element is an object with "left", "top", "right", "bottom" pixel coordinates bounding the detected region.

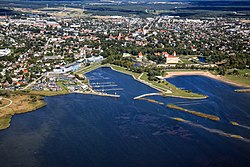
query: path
[
  {"left": 137, "top": 73, "right": 172, "bottom": 94},
  {"left": 134, "top": 93, "right": 162, "bottom": 99},
  {"left": 0, "top": 98, "right": 12, "bottom": 110}
]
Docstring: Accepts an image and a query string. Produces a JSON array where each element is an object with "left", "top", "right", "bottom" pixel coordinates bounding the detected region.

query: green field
[
  {"left": 140, "top": 72, "right": 207, "bottom": 99},
  {"left": 225, "top": 75, "right": 250, "bottom": 87}
]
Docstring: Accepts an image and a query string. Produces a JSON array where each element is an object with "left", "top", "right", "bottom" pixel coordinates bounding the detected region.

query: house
[
  {"left": 122, "top": 53, "right": 131, "bottom": 57},
  {"left": 86, "top": 56, "right": 104, "bottom": 63},
  {"left": 163, "top": 51, "right": 179, "bottom": 64},
  {"left": 0, "top": 48, "right": 11, "bottom": 57},
  {"left": 53, "top": 63, "right": 81, "bottom": 73}
]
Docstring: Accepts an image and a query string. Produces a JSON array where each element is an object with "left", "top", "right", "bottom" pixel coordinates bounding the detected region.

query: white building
[
  {"left": 163, "top": 51, "right": 179, "bottom": 64},
  {"left": 0, "top": 48, "right": 11, "bottom": 57},
  {"left": 86, "top": 56, "right": 104, "bottom": 63}
]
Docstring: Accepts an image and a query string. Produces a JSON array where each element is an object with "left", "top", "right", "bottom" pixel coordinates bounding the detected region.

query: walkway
[
  {"left": 134, "top": 93, "right": 163, "bottom": 99},
  {"left": 137, "top": 73, "right": 172, "bottom": 94},
  {"left": 0, "top": 98, "right": 12, "bottom": 110}
]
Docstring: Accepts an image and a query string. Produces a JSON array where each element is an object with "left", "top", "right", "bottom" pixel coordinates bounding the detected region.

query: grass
[
  {"left": 75, "top": 63, "right": 103, "bottom": 75},
  {"left": 141, "top": 72, "right": 207, "bottom": 99},
  {"left": 0, "top": 114, "right": 11, "bottom": 130},
  {"left": 231, "top": 121, "right": 240, "bottom": 126},
  {"left": 102, "top": 64, "right": 207, "bottom": 99},
  {"left": 0, "top": 93, "right": 46, "bottom": 130},
  {"left": 212, "top": 69, "right": 250, "bottom": 87},
  {"left": 235, "top": 89, "right": 250, "bottom": 93},
  {"left": 167, "top": 104, "right": 220, "bottom": 121},
  {"left": 224, "top": 75, "right": 250, "bottom": 87},
  {"left": 109, "top": 65, "right": 141, "bottom": 79}
]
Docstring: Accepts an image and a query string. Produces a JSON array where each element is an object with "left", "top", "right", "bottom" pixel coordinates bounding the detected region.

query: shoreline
[
  {"left": 164, "top": 71, "right": 250, "bottom": 88},
  {"left": 0, "top": 94, "right": 47, "bottom": 130},
  {"left": 109, "top": 66, "right": 207, "bottom": 99}
]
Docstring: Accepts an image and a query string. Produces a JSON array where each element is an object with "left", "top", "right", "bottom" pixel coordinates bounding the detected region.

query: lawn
[
  {"left": 225, "top": 75, "right": 250, "bottom": 87},
  {"left": 109, "top": 65, "right": 141, "bottom": 79},
  {"left": 140, "top": 72, "right": 207, "bottom": 99},
  {"left": 75, "top": 63, "right": 103, "bottom": 75}
]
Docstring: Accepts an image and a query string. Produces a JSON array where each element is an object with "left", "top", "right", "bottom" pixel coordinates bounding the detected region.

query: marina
[{"left": 0, "top": 67, "right": 249, "bottom": 167}]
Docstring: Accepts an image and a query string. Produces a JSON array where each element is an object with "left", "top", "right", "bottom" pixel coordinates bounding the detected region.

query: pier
[
  {"left": 91, "top": 82, "right": 116, "bottom": 85},
  {"left": 82, "top": 91, "right": 120, "bottom": 98},
  {"left": 91, "top": 84, "right": 118, "bottom": 88},
  {"left": 95, "top": 88, "right": 123, "bottom": 92}
]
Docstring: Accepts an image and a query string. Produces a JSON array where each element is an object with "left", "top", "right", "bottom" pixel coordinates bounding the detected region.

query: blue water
[{"left": 0, "top": 67, "right": 250, "bottom": 167}]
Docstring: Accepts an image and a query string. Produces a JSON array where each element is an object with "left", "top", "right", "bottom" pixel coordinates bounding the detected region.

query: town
[{"left": 0, "top": 13, "right": 249, "bottom": 94}]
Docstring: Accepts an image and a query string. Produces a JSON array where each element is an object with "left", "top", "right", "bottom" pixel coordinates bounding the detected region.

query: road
[{"left": 22, "top": 74, "right": 45, "bottom": 90}]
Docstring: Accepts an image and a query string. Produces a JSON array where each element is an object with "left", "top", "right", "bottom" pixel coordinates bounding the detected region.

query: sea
[{"left": 0, "top": 67, "right": 249, "bottom": 167}]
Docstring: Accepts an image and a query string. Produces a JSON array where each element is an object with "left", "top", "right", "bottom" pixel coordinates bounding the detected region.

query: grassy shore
[
  {"left": 109, "top": 65, "right": 141, "bottom": 79},
  {"left": 224, "top": 75, "right": 250, "bottom": 88},
  {"left": 102, "top": 65, "right": 206, "bottom": 99},
  {"left": 0, "top": 94, "right": 46, "bottom": 130},
  {"left": 0, "top": 81, "right": 70, "bottom": 130},
  {"left": 211, "top": 69, "right": 250, "bottom": 88},
  {"left": 167, "top": 104, "right": 220, "bottom": 121},
  {"left": 140, "top": 72, "right": 207, "bottom": 99},
  {"left": 75, "top": 62, "right": 104, "bottom": 75},
  {"left": 235, "top": 89, "right": 250, "bottom": 93}
]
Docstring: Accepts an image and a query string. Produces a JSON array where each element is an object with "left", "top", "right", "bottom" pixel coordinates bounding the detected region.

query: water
[{"left": 0, "top": 67, "right": 249, "bottom": 167}]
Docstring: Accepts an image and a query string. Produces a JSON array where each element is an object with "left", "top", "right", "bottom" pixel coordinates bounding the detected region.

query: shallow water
[{"left": 0, "top": 67, "right": 249, "bottom": 167}]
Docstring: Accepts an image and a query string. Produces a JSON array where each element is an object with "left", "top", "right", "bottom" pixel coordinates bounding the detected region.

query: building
[
  {"left": 163, "top": 51, "right": 179, "bottom": 64},
  {"left": 122, "top": 53, "right": 131, "bottom": 57},
  {"left": 86, "top": 56, "right": 104, "bottom": 63},
  {"left": 137, "top": 52, "right": 143, "bottom": 61},
  {"left": 0, "top": 48, "right": 11, "bottom": 57},
  {"left": 53, "top": 63, "right": 81, "bottom": 73}
]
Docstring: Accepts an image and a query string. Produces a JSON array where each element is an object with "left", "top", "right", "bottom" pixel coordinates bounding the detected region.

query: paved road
[{"left": 22, "top": 75, "right": 45, "bottom": 90}]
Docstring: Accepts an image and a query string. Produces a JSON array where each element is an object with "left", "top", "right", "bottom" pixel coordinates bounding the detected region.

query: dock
[{"left": 82, "top": 91, "right": 120, "bottom": 98}]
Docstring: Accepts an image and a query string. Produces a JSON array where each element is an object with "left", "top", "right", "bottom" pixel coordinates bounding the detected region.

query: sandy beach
[{"left": 164, "top": 71, "right": 250, "bottom": 88}]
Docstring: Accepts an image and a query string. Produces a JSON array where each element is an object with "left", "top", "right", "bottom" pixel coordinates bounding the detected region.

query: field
[
  {"left": 1, "top": 1, "right": 250, "bottom": 18},
  {"left": 140, "top": 72, "right": 207, "bottom": 99}
]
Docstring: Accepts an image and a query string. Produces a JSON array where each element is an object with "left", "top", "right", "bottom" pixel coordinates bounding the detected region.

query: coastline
[
  {"left": 109, "top": 66, "right": 207, "bottom": 99},
  {"left": 164, "top": 71, "right": 250, "bottom": 88},
  {"left": 0, "top": 94, "right": 47, "bottom": 130}
]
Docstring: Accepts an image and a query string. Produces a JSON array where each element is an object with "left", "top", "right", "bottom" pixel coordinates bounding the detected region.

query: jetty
[
  {"left": 83, "top": 91, "right": 120, "bottom": 98},
  {"left": 134, "top": 92, "right": 162, "bottom": 99}
]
